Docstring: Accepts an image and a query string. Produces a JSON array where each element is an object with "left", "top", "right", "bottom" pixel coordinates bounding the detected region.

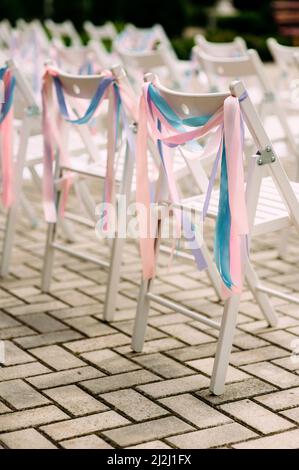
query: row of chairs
[{"left": 1, "top": 20, "right": 299, "bottom": 396}]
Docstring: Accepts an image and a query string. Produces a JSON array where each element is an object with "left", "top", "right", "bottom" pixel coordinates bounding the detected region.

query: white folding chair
[
  {"left": 39, "top": 63, "right": 225, "bottom": 323},
  {"left": 115, "top": 43, "right": 189, "bottom": 91},
  {"left": 84, "top": 21, "right": 117, "bottom": 42},
  {"left": 195, "top": 34, "right": 247, "bottom": 57},
  {"left": 194, "top": 46, "right": 299, "bottom": 180},
  {"left": 0, "top": 59, "right": 77, "bottom": 277},
  {"left": 267, "top": 37, "right": 299, "bottom": 109},
  {"left": 41, "top": 66, "right": 141, "bottom": 320},
  {"left": 0, "top": 58, "right": 43, "bottom": 277},
  {"left": 0, "top": 19, "right": 12, "bottom": 48},
  {"left": 132, "top": 74, "right": 299, "bottom": 395},
  {"left": 45, "top": 19, "right": 82, "bottom": 47},
  {"left": 52, "top": 41, "right": 105, "bottom": 73}
]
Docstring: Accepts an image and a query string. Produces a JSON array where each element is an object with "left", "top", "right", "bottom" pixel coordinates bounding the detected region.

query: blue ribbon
[
  {"left": 53, "top": 75, "right": 115, "bottom": 125},
  {"left": 147, "top": 82, "right": 234, "bottom": 288}
]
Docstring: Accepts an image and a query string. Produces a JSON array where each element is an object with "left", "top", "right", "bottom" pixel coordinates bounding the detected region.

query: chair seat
[
  {"left": 61, "top": 149, "right": 187, "bottom": 191},
  {"left": 178, "top": 176, "right": 299, "bottom": 235}
]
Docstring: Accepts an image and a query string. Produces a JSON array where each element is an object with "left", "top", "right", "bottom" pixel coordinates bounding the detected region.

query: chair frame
[
  {"left": 132, "top": 75, "right": 299, "bottom": 395},
  {"left": 194, "top": 46, "right": 299, "bottom": 180},
  {"left": 41, "top": 66, "right": 136, "bottom": 324},
  {"left": 195, "top": 34, "right": 247, "bottom": 57}
]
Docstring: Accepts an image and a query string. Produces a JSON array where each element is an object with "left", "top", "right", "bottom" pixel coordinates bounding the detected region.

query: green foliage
[
  {"left": 216, "top": 11, "right": 276, "bottom": 35},
  {"left": 171, "top": 37, "right": 195, "bottom": 60},
  {"left": 0, "top": 0, "right": 291, "bottom": 62}
]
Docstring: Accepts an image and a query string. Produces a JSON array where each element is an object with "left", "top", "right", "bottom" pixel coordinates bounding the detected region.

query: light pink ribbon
[
  {"left": 136, "top": 82, "right": 249, "bottom": 295},
  {"left": 0, "top": 70, "right": 14, "bottom": 209}
]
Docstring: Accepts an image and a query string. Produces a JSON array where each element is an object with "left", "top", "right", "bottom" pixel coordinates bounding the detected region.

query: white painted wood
[{"left": 210, "top": 295, "right": 240, "bottom": 395}]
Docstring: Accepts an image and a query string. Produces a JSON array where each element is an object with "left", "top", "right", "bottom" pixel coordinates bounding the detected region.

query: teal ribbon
[{"left": 148, "top": 82, "right": 233, "bottom": 288}]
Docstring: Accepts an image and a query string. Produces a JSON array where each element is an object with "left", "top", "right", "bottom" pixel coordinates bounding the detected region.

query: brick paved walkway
[{"left": 1, "top": 165, "right": 299, "bottom": 448}]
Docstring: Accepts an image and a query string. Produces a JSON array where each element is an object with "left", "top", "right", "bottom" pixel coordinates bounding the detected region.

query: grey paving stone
[
  {"left": 166, "top": 343, "right": 218, "bottom": 362},
  {"left": 0, "top": 312, "right": 20, "bottom": 328},
  {"left": 281, "top": 407, "right": 299, "bottom": 424},
  {"left": 116, "top": 338, "right": 186, "bottom": 355},
  {"left": 6, "top": 301, "right": 67, "bottom": 316},
  {"left": 103, "top": 416, "right": 194, "bottom": 447},
  {"left": 158, "top": 324, "right": 214, "bottom": 346},
  {"left": 133, "top": 353, "right": 193, "bottom": 379},
  {"left": 41, "top": 411, "right": 129, "bottom": 440},
  {"left": 81, "top": 349, "right": 139, "bottom": 374},
  {"left": 199, "top": 378, "right": 277, "bottom": 405},
  {"left": 0, "top": 402, "right": 10, "bottom": 414},
  {"left": 0, "top": 362, "right": 50, "bottom": 382},
  {"left": 60, "top": 434, "right": 113, "bottom": 449},
  {"left": 29, "top": 345, "right": 85, "bottom": 371},
  {"left": 15, "top": 330, "right": 82, "bottom": 349},
  {"left": 27, "top": 366, "right": 104, "bottom": 389},
  {"left": 233, "top": 429, "right": 299, "bottom": 449},
  {"left": 128, "top": 440, "right": 171, "bottom": 449},
  {"left": 255, "top": 387, "right": 299, "bottom": 411},
  {"left": 137, "top": 375, "right": 210, "bottom": 398},
  {"left": 0, "top": 429, "right": 57, "bottom": 449},
  {"left": 187, "top": 358, "right": 249, "bottom": 382},
  {"left": 82, "top": 370, "right": 159, "bottom": 394},
  {"left": 220, "top": 399, "right": 293, "bottom": 434},
  {"left": 0, "top": 406, "right": 68, "bottom": 432},
  {"left": 64, "top": 317, "right": 115, "bottom": 337},
  {"left": 2, "top": 341, "right": 35, "bottom": 366},
  {"left": 230, "top": 345, "right": 288, "bottom": 367},
  {"left": 259, "top": 330, "right": 299, "bottom": 351},
  {"left": 166, "top": 422, "right": 257, "bottom": 448},
  {"left": 44, "top": 385, "right": 107, "bottom": 415},
  {"left": 0, "top": 326, "right": 35, "bottom": 340},
  {"left": 64, "top": 333, "right": 130, "bottom": 353},
  {"left": 160, "top": 394, "right": 231, "bottom": 428},
  {"left": 101, "top": 389, "right": 168, "bottom": 421},
  {"left": 20, "top": 313, "right": 68, "bottom": 334},
  {"left": 0, "top": 379, "right": 49, "bottom": 410},
  {"left": 241, "top": 362, "right": 299, "bottom": 389}
]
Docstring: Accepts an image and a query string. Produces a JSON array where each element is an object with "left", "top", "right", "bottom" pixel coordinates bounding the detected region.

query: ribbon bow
[
  {"left": 136, "top": 81, "right": 249, "bottom": 296},
  {"left": 42, "top": 67, "right": 138, "bottom": 224},
  {"left": 0, "top": 66, "right": 16, "bottom": 209}
]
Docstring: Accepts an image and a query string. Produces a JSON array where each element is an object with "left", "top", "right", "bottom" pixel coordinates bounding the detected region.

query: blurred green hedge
[{"left": 0, "top": 0, "right": 291, "bottom": 62}]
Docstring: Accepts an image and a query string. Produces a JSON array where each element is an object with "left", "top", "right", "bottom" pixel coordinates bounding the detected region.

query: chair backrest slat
[{"left": 195, "top": 34, "right": 247, "bottom": 57}]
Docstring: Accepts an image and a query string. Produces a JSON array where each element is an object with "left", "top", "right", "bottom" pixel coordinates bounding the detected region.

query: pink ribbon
[
  {"left": 42, "top": 67, "right": 138, "bottom": 224},
  {"left": 136, "top": 81, "right": 249, "bottom": 295},
  {"left": 0, "top": 69, "right": 14, "bottom": 209}
]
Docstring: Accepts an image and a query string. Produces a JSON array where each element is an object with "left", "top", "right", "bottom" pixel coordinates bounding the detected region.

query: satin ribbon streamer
[
  {"left": 0, "top": 66, "right": 16, "bottom": 208},
  {"left": 42, "top": 67, "right": 138, "bottom": 224},
  {"left": 136, "top": 81, "right": 249, "bottom": 295}
]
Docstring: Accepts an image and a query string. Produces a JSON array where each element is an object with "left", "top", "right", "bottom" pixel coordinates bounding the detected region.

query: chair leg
[
  {"left": 131, "top": 214, "right": 163, "bottom": 352},
  {"left": 41, "top": 159, "right": 63, "bottom": 293},
  {"left": 103, "top": 234, "right": 126, "bottom": 322},
  {"left": 210, "top": 294, "right": 240, "bottom": 395},
  {"left": 245, "top": 261, "right": 277, "bottom": 327},
  {"left": 41, "top": 222, "right": 56, "bottom": 292},
  {"left": 200, "top": 242, "right": 222, "bottom": 300},
  {"left": 20, "top": 193, "right": 38, "bottom": 228},
  {"left": 131, "top": 278, "right": 152, "bottom": 352},
  {"left": 0, "top": 204, "right": 19, "bottom": 277}
]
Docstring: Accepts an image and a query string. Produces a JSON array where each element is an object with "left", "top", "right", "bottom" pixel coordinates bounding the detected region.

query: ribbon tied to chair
[
  {"left": 42, "top": 66, "right": 138, "bottom": 225},
  {"left": 136, "top": 80, "right": 249, "bottom": 296},
  {"left": 0, "top": 66, "right": 16, "bottom": 209}
]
